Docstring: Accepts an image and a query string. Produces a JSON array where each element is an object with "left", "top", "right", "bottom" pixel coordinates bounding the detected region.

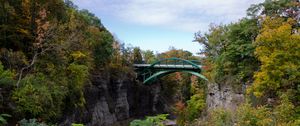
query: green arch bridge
[{"left": 133, "top": 57, "right": 208, "bottom": 84}]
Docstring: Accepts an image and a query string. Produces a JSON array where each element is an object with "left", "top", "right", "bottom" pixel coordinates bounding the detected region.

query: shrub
[
  {"left": 236, "top": 103, "right": 273, "bottom": 126},
  {"left": 274, "top": 94, "right": 299, "bottom": 125},
  {"left": 12, "top": 73, "right": 65, "bottom": 120},
  {"left": 186, "top": 94, "right": 205, "bottom": 121},
  {"left": 18, "top": 118, "right": 47, "bottom": 126},
  {"left": 0, "top": 62, "right": 14, "bottom": 86},
  {"left": 208, "top": 108, "right": 233, "bottom": 126},
  {"left": 130, "top": 114, "right": 168, "bottom": 126},
  {"left": 71, "top": 123, "right": 84, "bottom": 126},
  {"left": 0, "top": 114, "right": 11, "bottom": 125},
  {"left": 174, "top": 101, "right": 187, "bottom": 126}
]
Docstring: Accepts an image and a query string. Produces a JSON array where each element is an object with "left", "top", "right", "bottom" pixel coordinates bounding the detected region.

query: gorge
[{"left": 0, "top": 0, "right": 299, "bottom": 126}]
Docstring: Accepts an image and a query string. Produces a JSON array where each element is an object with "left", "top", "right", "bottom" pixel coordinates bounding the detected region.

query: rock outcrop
[
  {"left": 60, "top": 72, "right": 165, "bottom": 126},
  {"left": 206, "top": 83, "right": 245, "bottom": 111}
]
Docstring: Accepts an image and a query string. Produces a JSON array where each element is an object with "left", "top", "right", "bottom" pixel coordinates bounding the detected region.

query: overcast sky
[{"left": 72, "top": 0, "right": 264, "bottom": 55}]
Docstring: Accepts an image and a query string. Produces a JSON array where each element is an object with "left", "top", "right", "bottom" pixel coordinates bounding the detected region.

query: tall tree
[
  {"left": 250, "top": 17, "right": 300, "bottom": 101},
  {"left": 194, "top": 18, "right": 259, "bottom": 88},
  {"left": 142, "top": 50, "right": 156, "bottom": 64},
  {"left": 133, "top": 47, "right": 143, "bottom": 64}
]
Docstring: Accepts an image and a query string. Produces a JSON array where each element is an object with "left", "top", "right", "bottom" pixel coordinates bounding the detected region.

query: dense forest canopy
[
  {"left": 0, "top": 0, "right": 299, "bottom": 126},
  {"left": 0, "top": 0, "right": 118, "bottom": 122},
  {"left": 191, "top": 0, "right": 300, "bottom": 125}
]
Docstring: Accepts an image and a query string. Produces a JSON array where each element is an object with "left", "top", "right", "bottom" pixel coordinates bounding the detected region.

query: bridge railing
[{"left": 149, "top": 57, "right": 201, "bottom": 69}]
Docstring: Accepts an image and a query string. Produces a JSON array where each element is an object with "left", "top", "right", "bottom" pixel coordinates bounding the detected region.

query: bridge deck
[{"left": 133, "top": 64, "right": 201, "bottom": 70}]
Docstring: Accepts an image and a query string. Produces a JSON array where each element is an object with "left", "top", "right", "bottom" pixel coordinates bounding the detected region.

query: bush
[
  {"left": 236, "top": 95, "right": 299, "bottom": 126},
  {"left": 175, "top": 93, "right": 205, "bottom": 125},
  {"left": 206, "top": 108, "right": 233, "bottom": 126},
  {"left": 130, "top": 114, "right": 168, "bottom": 126},
  {"left": 274, "top": 94, "right": 299, "bottom": 125},
  {"left": 236, "top": 103, "right": 273, "bottom": 126},
  {"left": 12, "top": 73, "right": 65, "bottom": 120},
  {"left": 18, "top": 118, "right": 47, "bottom": 126},
  {"left": 174, "top": 101, "right": 187, "bottom": 126},
  {"left": 186, "top": 94, "right": 205, "bottom": 121},
  {"left": 0, "top": 62, "right": 14, "bottom": 86},
  {"left": 0, "top": 114, "right": 11, "bottom": 125},
  {"left": 71, "top": 123, "right": 84, "bottom": 126},
  {"left": 274, "top": 94, "right": 295, "bottom": 122}
]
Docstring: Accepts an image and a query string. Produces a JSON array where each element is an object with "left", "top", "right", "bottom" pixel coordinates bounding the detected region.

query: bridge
[{"left": 133, "top": 57, "right": 208, "bottom": 84}]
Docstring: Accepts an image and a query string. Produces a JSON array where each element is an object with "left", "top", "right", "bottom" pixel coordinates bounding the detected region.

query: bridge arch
[{"left": 134, "top": 57, "right": 208, "bottom": 84}]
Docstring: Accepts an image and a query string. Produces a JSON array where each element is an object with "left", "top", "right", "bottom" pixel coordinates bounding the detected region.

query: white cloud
[{"left": 73, "top": 0, "right": 264, "bottom": 32}]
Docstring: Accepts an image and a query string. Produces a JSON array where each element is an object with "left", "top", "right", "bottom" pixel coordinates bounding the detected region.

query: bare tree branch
[{"left": 16, "top": 52, "right": 38, "bottom": 88}]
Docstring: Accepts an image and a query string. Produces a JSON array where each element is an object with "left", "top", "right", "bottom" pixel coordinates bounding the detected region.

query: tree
[
  {"left": 247, "top": 0, "right": 300, "bottom": 21},
  {"left": 157, "top": 48, "right": 195, "bottom": 60},
  {"left": 133, "top": 47, "right": 143, "bottom": 64},
  {"left": 0, "top": 0, "right": 117, "bottom": 122},
  {"left": 250, "top": 17, "right": 300, "bottom": 100},
  {"left": 194, "top": 19, "right": 259, "bottom": 89},
  {"left": 0, "top": 0, "right": 33, "bottom": 51},
  {"left": 142, "top": 50, "right": 156, "bottom": 64}
]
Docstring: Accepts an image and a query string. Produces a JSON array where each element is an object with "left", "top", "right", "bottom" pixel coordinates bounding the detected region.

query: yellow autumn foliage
[{"left": 250, "top": 17, "right": 300, "bottom": 97}]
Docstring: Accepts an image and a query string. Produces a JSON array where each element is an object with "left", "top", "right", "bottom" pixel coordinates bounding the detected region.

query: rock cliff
[
  {"left": 206, "top": 83, "right": 245, "bottom": 111},
  {"left": 60, "top": 72, "right": 165, "bottom": 126}
]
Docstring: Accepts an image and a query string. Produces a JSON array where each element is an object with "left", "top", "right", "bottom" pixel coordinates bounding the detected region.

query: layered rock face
[
  {"left": 60, "top": 72, "right": 165, "bottom": 126},
  {"left": 206, "top": 83, "right": 245, "bottom": 111}
]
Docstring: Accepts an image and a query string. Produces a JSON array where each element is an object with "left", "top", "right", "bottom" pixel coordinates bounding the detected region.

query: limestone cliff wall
[
  {"left": 206, "top": 83, "right": 245, "bottom": 111},
  {"left": 60, "top": 72, "right": 165, "bottom": 126}
]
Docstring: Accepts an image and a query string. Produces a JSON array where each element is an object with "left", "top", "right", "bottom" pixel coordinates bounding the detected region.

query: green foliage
[
  {"left": 236, "top": 103, "right": 273, "bottom": 126},
  {"left": 0, "top": 0, "right": 33, "bottom": 51},
  {"left": 194, "top": 1, "right": 300, "bottom": 125},
  {"left": 208, "top": 108, "right": 233, "bottom": 126},
  {"left": 198, "top": 100, "right": 300, "bottom": 126},
  {"left": 11, "top": 61, "right": 89, "bottom": 125},
  {"left": 185, "top": 94, "right": 205, "bottom": 121},
  {"left": 0, "top": 0, "right": 116, "bottom": 122},
  {"left": 247, "top": 0, "right": 300, "bottom": 21},
  {"left": 250, "top": 17, "right": 300, "bottom": 98},
  {"left": 236, "top": 96, "right": 299, "bottom": 126},
  {"left": 107, "top": 41, "right": 135, "bottom": 75},
  {"left": 2, "top": 0, "right": 299, "bottom": 125},
  {"left": 130, "top": 120, "right": 153, "bottom": 126},
  {"left": 142, "top": 50, "right": 156, "bottom": 64},
  {"left": 0, "top": 49, "right": 28, "bottom": 71},
  {"left": 130, "top": 114, "right": 168, "bottom": 126},
  {"left": 0, "top": 0, "right": 67, "bottom": 52},
  {"left": 194, "top": 18, "right": 259, "bottom": 88},
  {"left": 153, "top": 48, "right": 205, "bottom": 125},
  {"left": 0, "top": 113, "right": 11, "bottom": 125},
  {"left": 66, "top": 63, "right": 89, "bottom": 108},
  {"left": 12, "top": 73, "right": 65, "bottom": 119},
  {"left": 133, "top": 47, "right": 143, "bottom": 63},
  {"left": 274, "top": 94, "right": 298, "bottom": 124},
  {"left": 157, "top": 48, "right": 196, "bottom": 60},
  {"left": 174, "top": 101, "right": 187, "bottom": 126},
  {"left": 71, "top": 123, "right": 84, "bottom": 126},
  {"left": 174, "top": 85, "right": 206, "bottom": 125},
  {"left": 0, "top": 61, "right": 14, "bottom": 86},
  {"left": 180, "top": 73, "right": 192, "bottom": 101},
  {"left": 93, "top": 31, "right": 114, "bottom": 66},
  {"left": 19, "top": 118, "right": 47, "bottom": 126}
]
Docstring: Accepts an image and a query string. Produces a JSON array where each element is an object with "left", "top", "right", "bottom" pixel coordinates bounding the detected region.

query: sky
[{"left": 72, "top": 0, "right": 264, "bottom": 55}]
